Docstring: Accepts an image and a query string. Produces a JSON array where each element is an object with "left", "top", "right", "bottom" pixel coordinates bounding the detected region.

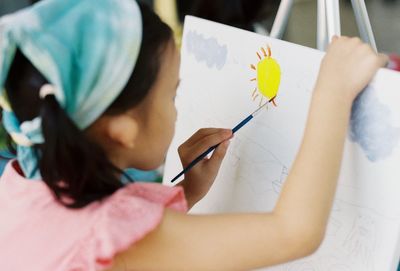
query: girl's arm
[
  {"left": 108, "top": 37, "right": 388, "bottom": 271},
  {"left": 108, "top": 81, "right": 348, "bottom": 271}
]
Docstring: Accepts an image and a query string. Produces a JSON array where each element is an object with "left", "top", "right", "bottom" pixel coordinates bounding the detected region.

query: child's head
[
  {"left": 1, "top": 1, "right": 179, "bottom": 207},
  {"left": 85, "top": 4, "right": 179, "bottom": 171}
]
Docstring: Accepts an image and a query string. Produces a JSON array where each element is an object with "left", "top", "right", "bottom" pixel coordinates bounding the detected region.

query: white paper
[{"left": 164, "top": 16, "right": 400, "bottom": 271}]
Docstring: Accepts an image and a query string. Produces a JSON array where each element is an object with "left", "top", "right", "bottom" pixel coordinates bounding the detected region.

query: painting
[
  {"left": 164, "top": 16, "right": 400, "bottom": 271},
  {"left": 250, "top": 45, "right": 281, "bottom": 107}
]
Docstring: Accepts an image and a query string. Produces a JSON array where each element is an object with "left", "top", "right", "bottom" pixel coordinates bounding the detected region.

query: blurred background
[
  {"left": 284, "top": 0, "right": 400, "bottom": 54},
  {"left": 1, "top": 0, "right": 399, "bottom": 53}
]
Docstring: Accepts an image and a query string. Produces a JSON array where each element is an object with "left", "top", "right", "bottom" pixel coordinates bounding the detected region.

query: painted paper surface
[{"left": 164, "top": 16, "right": 400, "bottom": 271}]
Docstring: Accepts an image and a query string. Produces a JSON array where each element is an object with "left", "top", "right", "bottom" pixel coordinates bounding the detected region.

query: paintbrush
[{"left": 170, "top": 97, "right": 274, "bottom": 183}]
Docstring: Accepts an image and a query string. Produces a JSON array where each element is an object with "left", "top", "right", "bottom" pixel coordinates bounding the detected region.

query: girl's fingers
[
  {"left": 206, "top": 140, "right": 230, "bottom": 172},
  {"left": 184, "top": 130, "right": 232, "bottom": 162},
  {"left": 183, "top": 128, "right": 229, "bottom": 147},
  {"left": 377, "top": 53, "right": 389, "bottom": 67}
]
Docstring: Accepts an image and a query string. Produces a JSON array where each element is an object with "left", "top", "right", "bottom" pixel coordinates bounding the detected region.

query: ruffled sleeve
[{"left": 67, "top": 183, "right": 187, "bottom": 271}]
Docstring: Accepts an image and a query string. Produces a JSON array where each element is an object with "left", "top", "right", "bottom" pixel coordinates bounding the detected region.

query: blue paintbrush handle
[
  {"left": 170, "top": 145, "right": 217, "bottom": 183},
  {"left": 232, "top": 115, "right": 253, "bottom": 133},
  {"left": 170, "top": 114, "right": 254, "bottom": 183}
]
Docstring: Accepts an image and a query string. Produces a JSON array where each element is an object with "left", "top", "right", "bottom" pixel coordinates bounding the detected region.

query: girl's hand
[
  {"left": 177, "top": 128, "right": 232, "bottom": 208},
  {"left": 316, "top": 36, "right": 388, "bottom": 103}
]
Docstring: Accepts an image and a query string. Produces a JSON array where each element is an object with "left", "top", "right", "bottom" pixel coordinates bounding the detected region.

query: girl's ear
[{"left": 106, "top": 114, "right": 139, "bottom": 149}]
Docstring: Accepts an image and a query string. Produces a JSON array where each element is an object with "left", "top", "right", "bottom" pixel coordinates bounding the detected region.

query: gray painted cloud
[
  {"left": 349, "top": 87, "right": 400, "bottom": 162},
  {"left": 185, "top": 30, "right": 227, "bottom": 70}
]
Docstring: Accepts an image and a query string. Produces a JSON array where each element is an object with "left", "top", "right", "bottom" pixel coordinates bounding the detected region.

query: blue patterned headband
[{"left": 0, "top": 0, "right": 143, "bottom": 179}]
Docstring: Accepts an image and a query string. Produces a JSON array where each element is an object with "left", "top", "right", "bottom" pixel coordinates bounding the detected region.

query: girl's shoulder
[
  {"left": 0, "top": 161, "right": 187, "bottom": 271},
  {"left": 69, "top": 178, "right": 188, "bottom": 270}
]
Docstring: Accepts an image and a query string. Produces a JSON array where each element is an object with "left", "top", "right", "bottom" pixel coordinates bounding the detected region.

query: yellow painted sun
[{"left": 250, "top": 45, "right": 281, "bottom": 107}]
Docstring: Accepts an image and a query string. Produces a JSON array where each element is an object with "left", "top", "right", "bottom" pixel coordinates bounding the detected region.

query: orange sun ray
[
  {"left": 261, "top": 47, "right": 267, "bottom": 57},
  {"left": 252, "top": 88, "right": 257, "bottom": 97},
  {"left": 249, "top": 45, "right": 281, "bottom": 108}
]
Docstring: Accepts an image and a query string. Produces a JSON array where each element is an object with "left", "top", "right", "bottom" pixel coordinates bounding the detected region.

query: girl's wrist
[
  {"left": 309, "top": 85, "right": 353, "bottom": 134},
  {"left": 312, "top": 82, "right": 355, "bottom": 111}
]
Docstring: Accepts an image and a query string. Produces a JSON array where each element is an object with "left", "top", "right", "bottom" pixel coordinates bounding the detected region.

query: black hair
[{"left": 3, "top": 2, "right": 173, "bottom": 208}]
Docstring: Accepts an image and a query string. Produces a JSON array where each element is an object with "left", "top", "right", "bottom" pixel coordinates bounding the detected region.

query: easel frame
[{"left": 270, "top": 0, "right": 377, "bottom": 52}]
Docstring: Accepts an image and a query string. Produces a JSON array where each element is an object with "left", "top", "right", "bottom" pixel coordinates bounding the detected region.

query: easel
[{"left": 269, "top": 0, "right": 377, "bottom": 52}]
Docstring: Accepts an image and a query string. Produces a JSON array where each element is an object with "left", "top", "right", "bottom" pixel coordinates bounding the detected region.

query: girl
[{"left": 0, "top": 0, "right": 387, "bottom": 270}]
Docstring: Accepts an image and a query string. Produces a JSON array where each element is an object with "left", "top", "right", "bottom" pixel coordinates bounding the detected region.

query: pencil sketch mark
[
  {"left": 272, "top": 166, "right": 288, "bottom": 194},
  {"left": 227, "top": 137, "right": 243, "bottom": 167},
  {"left": 321, "top": 256, "right": 353, "bottom": 271},
  {"left": 350, "top": 87, "right": 400, "bottom": 162},
  {"left": 226, "top": 133, "right": 290, "bottom": 200},
  {"left": 327, "top": 264, "right": 351, "bottom": 271},
  {"left": 343, "top": 213, "right": 377, "bottom": 271},
  {"left": 332, "top": 200, "right": 345, "bottom": 213},
  {"left": 336, "top": 198, "right": 399, "bottom": 221},
  {"left": 240, "top": 134, "right": 286, "bottom": 166},
  {"left": 286, "top": 262, "right": 317, "bottom": 271},
  {"left": 326, "top": 217, "right": 342, "bottom": 237},
  {"left": 186, "top": 30, "right": 227, "bottom": 70}
]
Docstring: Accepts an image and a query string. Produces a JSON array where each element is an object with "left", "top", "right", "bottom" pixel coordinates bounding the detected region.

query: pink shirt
[{"left": 0, "top": 161, "right": 187, "bottom": 271}]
